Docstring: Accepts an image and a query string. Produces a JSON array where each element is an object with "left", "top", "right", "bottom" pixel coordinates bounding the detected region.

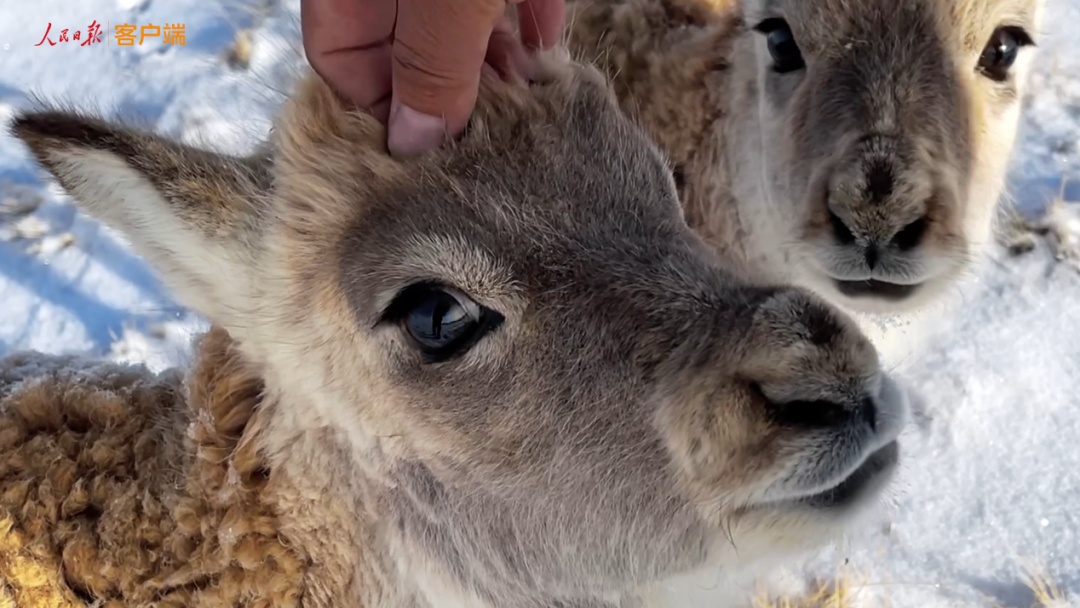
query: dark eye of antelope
[
  {"left": 977, "top": 26, "right": 1034, "bottom": 82},
  {"left": 753, "top": 18, "right": 805, "bottom": 74},
  {"left": 384, "top": 282, "right": 503, "bottom": 363}
]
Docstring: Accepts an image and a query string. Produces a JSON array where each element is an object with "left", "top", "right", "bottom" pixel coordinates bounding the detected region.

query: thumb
[{"left": 389, "top": 0, "right": 507, "bottom": 157}]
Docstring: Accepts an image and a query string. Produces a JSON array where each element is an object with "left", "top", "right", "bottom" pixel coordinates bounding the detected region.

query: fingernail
[{"left": 388, "top": 102, "right": 446, "bottom": 157}]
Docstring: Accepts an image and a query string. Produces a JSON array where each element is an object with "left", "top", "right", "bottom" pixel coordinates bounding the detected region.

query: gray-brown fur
[
  {"left": 566, "top": 0, "right": 1045, "bottom": 363},
  {"left": 4, "top": 54, "right": 908, "bottom": 606}
]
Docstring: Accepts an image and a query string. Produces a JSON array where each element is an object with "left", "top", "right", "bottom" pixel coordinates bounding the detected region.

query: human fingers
[
  {"left": 387, "top": 0, "right": 508, "bottom": 156},
  {"left": 485, "top": 11, "right": 533, "bottom": 82},
  {"left": 300, "top": 0, "right": 396, "bottom": 121},
  {"left": 517, "top": 0, "right": 565, "bottom": 50}
]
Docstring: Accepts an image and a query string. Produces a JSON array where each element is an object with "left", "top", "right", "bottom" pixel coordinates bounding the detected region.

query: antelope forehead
[{"left": 799, "top": 0, "right": 1040, "bottom": 41}]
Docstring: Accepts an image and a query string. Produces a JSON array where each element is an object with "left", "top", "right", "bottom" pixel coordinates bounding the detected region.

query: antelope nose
[{"left": 768, "top": 396, "right": 878, "bottom": 433}]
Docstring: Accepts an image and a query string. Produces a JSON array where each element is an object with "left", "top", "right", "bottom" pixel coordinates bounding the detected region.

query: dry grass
[
  {"left": 751, "top": 563, "right": 1073, "bottom": 608},
  {"left": 1015, "top": 562, "right": 1070, "bottom": 608},
  {"left": 225, "top": 27, "right": 254, "bottom": 69},
  {"left": 752, "top": 577, "right": 860, "bottom": 608},
  {"left": 751, "top": 567, "right": 868, "bottom": 608},
  {"left": 1001, "top": 173, "right": 1080, "bottom": 270}
]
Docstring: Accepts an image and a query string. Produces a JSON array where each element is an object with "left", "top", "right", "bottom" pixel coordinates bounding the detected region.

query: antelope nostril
[
  {"left": 672, "top": 164, "right": 686, "bottom": 191},
  {"left": 865, "top": 163, "right": 895, "bottom": 203},
  {"left": 857, "top": 396, "right": 877, "bottom": 433},
  {"left": 892, "top": 215, "right": 929, "bottom": 251},
  {"left": 769, "top": 398, "right": 850, "bottom": 429},
  {"left": 865, "top": 244, "right": 880, "bottom": 270},
  {"left": 828, "top": 209, "right": 856, "bottom": 245}
]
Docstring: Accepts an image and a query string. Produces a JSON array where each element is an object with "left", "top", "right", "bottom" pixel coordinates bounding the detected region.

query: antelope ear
[{"left": 10, "top": 109, "right": 272, "bottom": 327}]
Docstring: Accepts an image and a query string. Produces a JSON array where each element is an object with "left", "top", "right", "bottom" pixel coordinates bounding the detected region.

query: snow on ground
[
  {"left": 0, "top": 0, "right": 306, "bottom": 370},
  {"left": 0, "top": 0, "right": 1078, "bottom": 606}
]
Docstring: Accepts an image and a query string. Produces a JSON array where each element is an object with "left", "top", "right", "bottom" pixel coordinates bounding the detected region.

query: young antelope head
[
  {"left": 741, "top": 0, "right": 1044, "bottom": 312},
  {"left": 11, "top": 55, "right": 909, "bottom": 606}
]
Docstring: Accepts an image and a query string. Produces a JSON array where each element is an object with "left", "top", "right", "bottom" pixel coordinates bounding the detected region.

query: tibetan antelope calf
[
  {"left": 0, "top": 54, "right": 908, "bottom": 607},
  {"left": 566, "top": 0, "right": 1045, "bottom": 361}
]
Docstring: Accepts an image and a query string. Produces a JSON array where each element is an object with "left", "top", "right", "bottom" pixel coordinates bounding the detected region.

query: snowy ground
[{"left": 0, "top": 0, "right": 1078, "bottom": 606}]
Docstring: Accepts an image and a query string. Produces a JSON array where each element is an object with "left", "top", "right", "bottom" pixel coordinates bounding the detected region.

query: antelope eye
[
  {"left": 977, "top": 26, "right": 1034, "bottom": 82},
  {"left": 384, "top": 283, "right": 503, "bottom": 363},
  {"left": 754, "top": 18, "right": 806, "bottom": 74}
]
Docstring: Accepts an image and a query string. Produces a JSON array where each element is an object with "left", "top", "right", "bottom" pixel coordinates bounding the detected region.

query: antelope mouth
[
  {"left": 833, "top": 278, "right": 921, "bottom": 301},
  {"left": 799, "top": 440, "right": 900, "bottom": 510}
]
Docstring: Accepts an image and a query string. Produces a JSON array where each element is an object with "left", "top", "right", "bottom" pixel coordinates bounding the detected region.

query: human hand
[{"left": 301, "top": 0, "right": 565, "bottom": 157}]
